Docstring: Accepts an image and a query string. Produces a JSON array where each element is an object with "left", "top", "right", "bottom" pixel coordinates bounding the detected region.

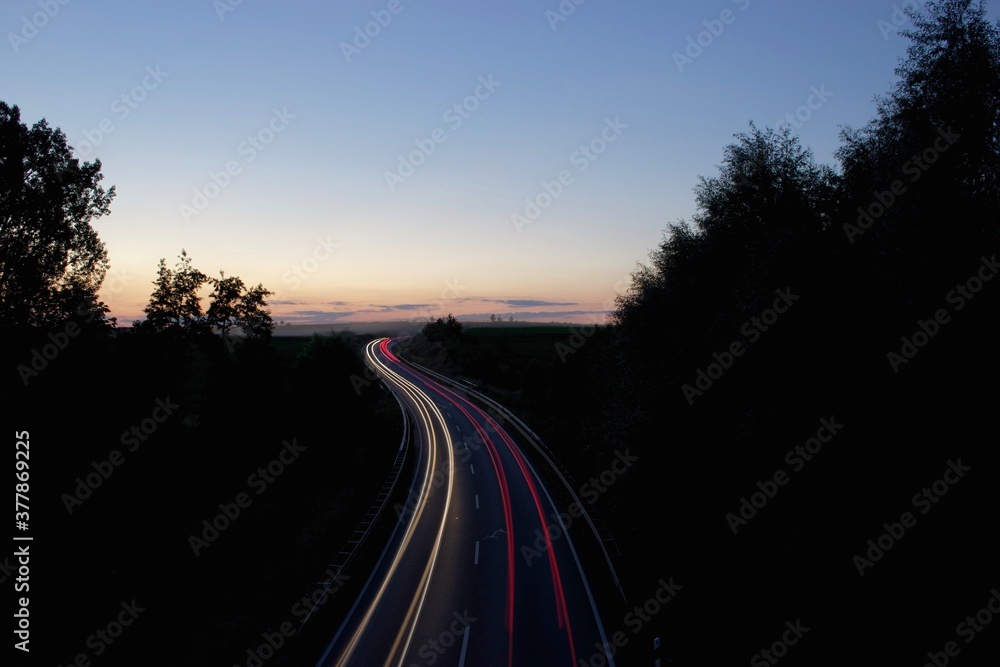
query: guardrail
[
  {"left": 393, "top": 347, "right": 627, "bottom": 604},
  {"left": 286, "top": 378, "right": 413, "bottom": 655}
]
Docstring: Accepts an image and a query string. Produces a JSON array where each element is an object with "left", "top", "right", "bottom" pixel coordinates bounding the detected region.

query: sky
[{"left": 5, "top": 0, "right": 998, "bottom": 326}]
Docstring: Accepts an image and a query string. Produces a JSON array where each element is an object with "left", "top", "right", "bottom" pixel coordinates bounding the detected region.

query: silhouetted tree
[
  {"left": 611, "top": 123, "right": 836, "bottom": 411},
  {"left": 136, "top": 252, "right": 274, "bottom": 339},
  {"left": 423, "top": 313, "right": 462, "bottom": 342},
  {"left": 236, "top": 282, "right": 275, "bottom": 339},
  {"left": 206, "top": 271, "right": 245, "bottom": 337},
  {"left": 836, "top": 0, "right": 1000, "bottom": 294},
  {"left": 0, "top": 101, "right": 116, "bottom": 329},
  {"left": 136, "top": 250, "right": 209, "bottom": 333}
]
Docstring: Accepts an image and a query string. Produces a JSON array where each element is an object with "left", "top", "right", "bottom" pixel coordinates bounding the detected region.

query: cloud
[
  {"left": 458, "top": 310, "right": 609, "bottom": 322},
  {"left": 372, "top": 303, "right": 433, "bottom": 311},
  {"left": 285, "top": 309, "right": 384, "bottom": 323},
  {"left": 482, "top": 299, "right": 579, "bottom": 308}
]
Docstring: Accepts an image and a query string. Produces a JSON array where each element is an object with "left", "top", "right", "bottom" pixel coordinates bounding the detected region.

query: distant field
[
  {"left": 466, "top": 324, "right": 577, "bottom": 337},
  {"left": 464, "top": 324, "right": 582, "bottom": 363},
  {"left": 271, "top": 321, "right": 424, "bottom": 338},
  {"left": 271, "top": 320, "right": 579, "bottom": 338}
]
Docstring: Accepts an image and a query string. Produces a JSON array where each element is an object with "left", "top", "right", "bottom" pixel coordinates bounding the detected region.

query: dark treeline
[
  {"left": 4, "top": 322, "right": 403, "bottom": 665},
  {"left": 3, "top": 95, "right": 405, "bottom": 665},
  {"left": 406, "top": 2, "right": 1000, "bottom": 664},
  {"left": 4, "top": 2, "right": 998, "bottom": 665},
  {"left": 570, "top": 2, "right": 999, "bottom": 663}
]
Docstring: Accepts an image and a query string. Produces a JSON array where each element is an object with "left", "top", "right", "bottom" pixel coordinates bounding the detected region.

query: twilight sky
[{"left": 5, "top": 0, "right": 994, "bottom": 326}]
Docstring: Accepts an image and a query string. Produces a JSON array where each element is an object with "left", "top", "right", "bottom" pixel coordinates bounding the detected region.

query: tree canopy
[
  {"left": 422, "top": 313, "right": 463, "bottom": 342},
  {"left": 0, "top": 101, "right": 116, "bottom": 330},
  {"left": 135, "top": 250, "right": 275, "bottom": 339},
  {"left": 613, "top": 0, "right": 999, "bottom": 383},
  {"left": 836, "top": 0, "right": 1000, "bottom": 285}
]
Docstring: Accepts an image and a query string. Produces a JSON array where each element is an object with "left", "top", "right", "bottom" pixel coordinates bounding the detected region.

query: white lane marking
[
  {"left": 470, "top": 464, "right": 475, "bottom": 475},
  {"left": 458, "top": 625, "right": 471, "bottom": 666},
  {"left": 475, "top": 494, "right": 480, "bottom": 509},
  {"left": 474, "top": 541, "right": 480, "bottom": 565}
]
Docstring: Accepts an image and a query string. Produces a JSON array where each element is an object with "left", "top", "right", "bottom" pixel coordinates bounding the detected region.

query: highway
[{"left": 316, "top": 337, "right": 616, "bottom": 667}]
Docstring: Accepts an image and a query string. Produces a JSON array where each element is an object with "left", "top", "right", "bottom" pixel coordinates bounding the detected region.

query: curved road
[{"left": 316, "top": 337, "right": 616, "bottom": 667}]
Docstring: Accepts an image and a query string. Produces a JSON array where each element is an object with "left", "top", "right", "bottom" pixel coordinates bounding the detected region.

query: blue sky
[{"left": 5, "top": 0, "right": 995, "bottom": 325}]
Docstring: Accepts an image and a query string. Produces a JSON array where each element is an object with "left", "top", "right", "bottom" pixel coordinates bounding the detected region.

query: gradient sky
[{"left": 5, "top": 0, "right": 996, "bottom": 326}]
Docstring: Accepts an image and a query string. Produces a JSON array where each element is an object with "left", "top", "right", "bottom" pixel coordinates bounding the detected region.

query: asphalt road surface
[{"left": 316, "top": 338, "right": 617, "bottom": 667}]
